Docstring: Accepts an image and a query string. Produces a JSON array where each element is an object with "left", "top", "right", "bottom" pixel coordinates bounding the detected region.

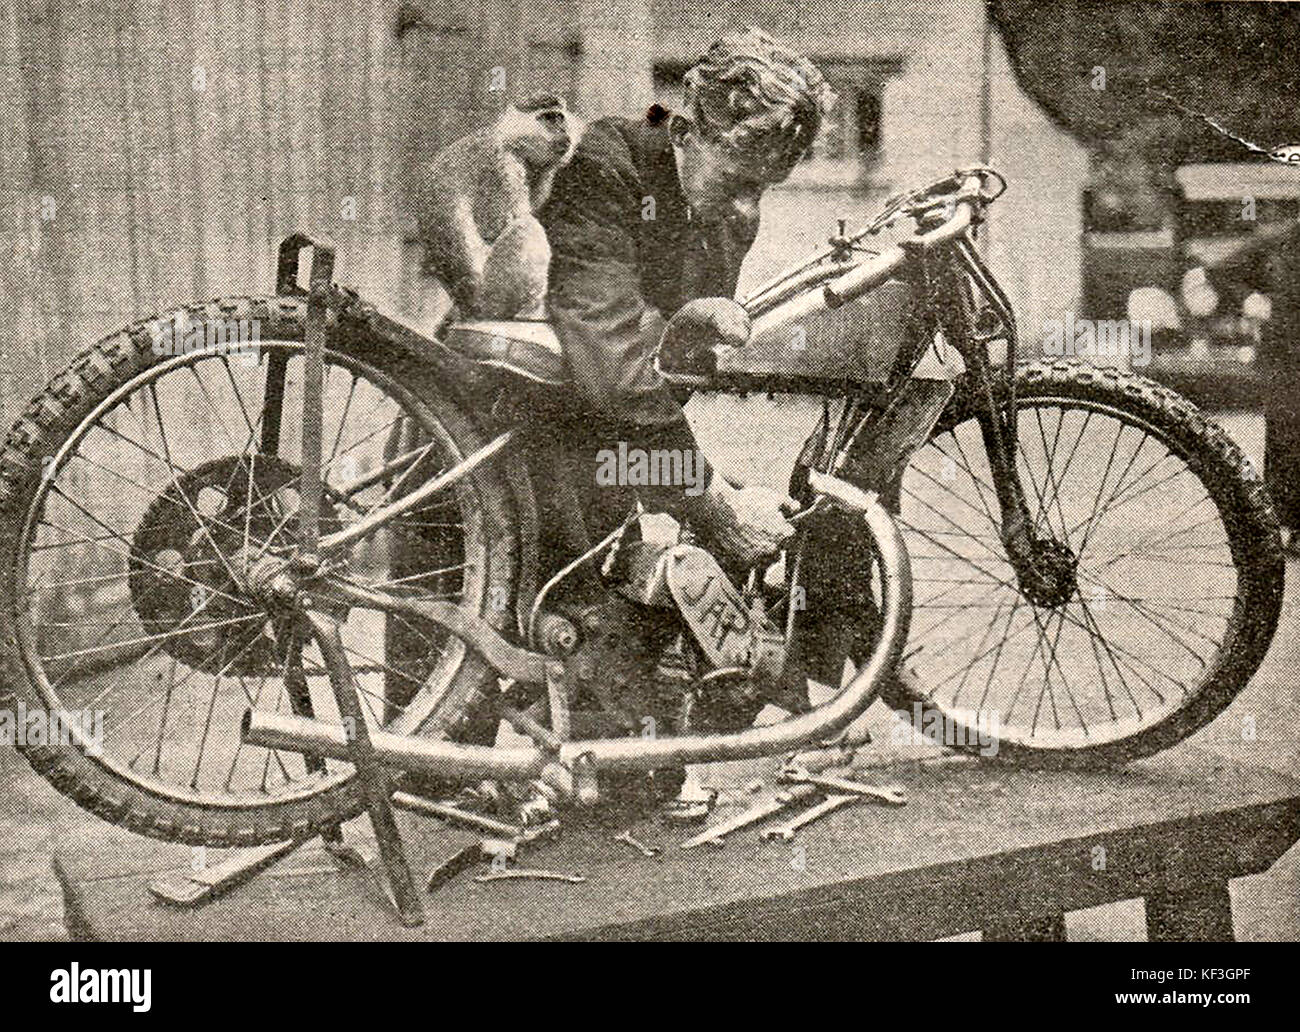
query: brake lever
[{"left": 951, "top": 165, "right": 1007, "bottom": 202}]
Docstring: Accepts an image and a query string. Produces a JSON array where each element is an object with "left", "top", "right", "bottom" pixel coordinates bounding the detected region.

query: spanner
[
  {"left": 613, "top": 830, "right": 662, "bottom": 857},
  {"left": 760, "top": 794, "right": 859, "bottom": 842},
  {"left": 679, "top": 783, "right": 818, "bottom": 849},
  {"left": 777, "top": 766, "right": 907, "bottom": 806},
  {"left": 474, "top": 868, "right": 586, "bottom": 884}
]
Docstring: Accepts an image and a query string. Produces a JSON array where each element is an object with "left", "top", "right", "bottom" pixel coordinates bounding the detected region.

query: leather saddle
[{"left": 442, "top": 319, "right": 571, "bottom": 387}]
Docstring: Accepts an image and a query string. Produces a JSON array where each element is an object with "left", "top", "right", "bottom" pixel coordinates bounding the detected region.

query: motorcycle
[{"left": 0, "top": 168, "right": 1283, "bottom": 849}]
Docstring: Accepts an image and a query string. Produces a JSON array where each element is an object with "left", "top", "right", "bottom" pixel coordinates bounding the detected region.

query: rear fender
[{"left": 333, "top": 293, "right": 541, "bottom": 638}]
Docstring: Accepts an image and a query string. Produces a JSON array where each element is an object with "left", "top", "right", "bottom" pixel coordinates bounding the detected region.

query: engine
[{"left": 532, "top": 536, "right": 799, "bottom": 741}]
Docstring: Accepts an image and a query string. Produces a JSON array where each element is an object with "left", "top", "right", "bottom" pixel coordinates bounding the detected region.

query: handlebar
[
  {"left": 901, "top": 193, "right": 976, "bottom": 250},
  {"left": 748, "top": 176, "right": 984, "bottom": 333},
  {"left": 827, "top": 191, "right": 979, "bottom": 303}
]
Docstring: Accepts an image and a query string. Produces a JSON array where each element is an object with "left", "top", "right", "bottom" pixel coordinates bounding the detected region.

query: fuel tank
[{"left": 718, "top": 279, "right": 926, "bottom": 387}]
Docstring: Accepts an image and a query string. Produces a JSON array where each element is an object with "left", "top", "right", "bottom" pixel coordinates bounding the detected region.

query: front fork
[
  {"left": 966, "top": 341, "right": 1042, "bottom": 578},
  {"left": 806, "top": 242, "right": 1052, "bottom": 597}
]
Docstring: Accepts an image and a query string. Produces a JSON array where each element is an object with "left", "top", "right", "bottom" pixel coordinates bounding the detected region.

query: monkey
[{"left": 416, "top": 94, "right": 582, "bottom": 321}]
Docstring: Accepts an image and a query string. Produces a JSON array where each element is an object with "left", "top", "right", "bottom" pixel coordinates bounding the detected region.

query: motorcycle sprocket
[{"left": 127, "top": 454, "right": 341, "bottom": 676}]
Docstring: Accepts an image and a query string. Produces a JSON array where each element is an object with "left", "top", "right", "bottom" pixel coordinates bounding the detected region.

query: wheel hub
[
  {"left": 128, "top": 454, "right": 341, "bottom": 675},
  {"left": 1017, "top": 536, "right": 1079, "bottom": 608}
]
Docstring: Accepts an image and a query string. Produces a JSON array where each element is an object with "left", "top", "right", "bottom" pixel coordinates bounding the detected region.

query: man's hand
[
  {"left": 657, "top": 297, "right": 752, "bottom": 383},
  {"left": 670, "top": 297, "right": 751, "bottom": 345},
  {"left": 689, "top": 477, "right": 797, "bottom": 569}
]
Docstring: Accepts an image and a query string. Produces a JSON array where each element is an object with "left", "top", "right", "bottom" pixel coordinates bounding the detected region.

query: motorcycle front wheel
[{"left": 882, "top": 359, "right": 1284, "bottom": 767}]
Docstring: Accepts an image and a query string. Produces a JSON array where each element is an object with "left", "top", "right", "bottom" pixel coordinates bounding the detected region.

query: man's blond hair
[{"left": 682, "top": 27, "right": 836, "bottom": 178}]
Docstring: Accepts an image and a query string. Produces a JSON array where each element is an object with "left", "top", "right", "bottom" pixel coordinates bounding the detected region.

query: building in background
[
  {"left": 1081, "top": 160, "right": 1300, "bottom": 406},
  {"left": 1, "top": 0, "right": 1086, "bottom": 424},
  {"left": 641, "top": 0, "right": 1086, "bottom": 334}
]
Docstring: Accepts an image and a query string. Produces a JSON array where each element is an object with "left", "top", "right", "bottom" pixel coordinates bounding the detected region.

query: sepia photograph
[{"left": 0, "top": 0, "right": 1297, "bottom": 986}]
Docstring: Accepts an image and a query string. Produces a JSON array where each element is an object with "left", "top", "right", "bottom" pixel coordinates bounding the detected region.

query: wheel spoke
[
  {"left": 1032, "top": 406, "right": 1071, "bottom": 543},
  {"left": 36, "top": 518, "right": 246, "bottom": 608},
  {"left": 941, "top": 430, "right": 1001, "bottom": 532},
  {"left": 42, "top": 612, "right": 264, "bottom": 665},
  {"left": 898, "top": 393, "right": 1242, "bottom": 753},
  {"left": 148, "top": 382, "right": 243, "bottom": 586},
  {"left": 13, "top": 340, "right": 499, "bottom": 827}
]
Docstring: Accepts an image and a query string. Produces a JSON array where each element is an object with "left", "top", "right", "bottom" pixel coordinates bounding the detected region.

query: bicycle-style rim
[
  {"left": 897, "top": 394, "right": 1248, "bottom": 751},
  {"left": 15, "top": 342, "right": 487, "bottom": 808}
]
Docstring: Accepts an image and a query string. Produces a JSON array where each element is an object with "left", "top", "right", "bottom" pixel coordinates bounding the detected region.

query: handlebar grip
[
  {"left": 900, "top": 196, "right": 975, "bottom": 251},
  {"left": 750, "top": 180, "right": 982, "bottom": 330}
]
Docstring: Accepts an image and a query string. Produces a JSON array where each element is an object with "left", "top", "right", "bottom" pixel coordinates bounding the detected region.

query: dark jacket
[{"left": 539, "top": 112, "right": 758, "bottom": 434}]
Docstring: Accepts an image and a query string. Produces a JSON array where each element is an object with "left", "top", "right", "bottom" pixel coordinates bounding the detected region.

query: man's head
[{"left": 669, "top": 28, "right": 835, "bottom": 225}]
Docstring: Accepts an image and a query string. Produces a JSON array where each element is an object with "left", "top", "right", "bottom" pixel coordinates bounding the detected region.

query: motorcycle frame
[{"left": 242, "top": 177, "right": 1040, "bottom": 790}]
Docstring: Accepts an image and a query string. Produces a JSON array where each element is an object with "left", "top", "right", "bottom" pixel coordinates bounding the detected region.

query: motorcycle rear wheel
[{"left": 0, "top": 296, "right": 517, "bottom": 845}]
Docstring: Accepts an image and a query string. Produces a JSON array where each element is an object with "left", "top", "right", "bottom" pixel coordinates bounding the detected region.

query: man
[
  {"left": 521, "top": 30, "right": 838, "bottom": 812},
  {"left": 537, "top": 28, "right": 836, "bottom": 570}
]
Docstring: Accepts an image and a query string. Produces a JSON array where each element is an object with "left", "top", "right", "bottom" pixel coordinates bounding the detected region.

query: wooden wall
[{"left": 0, "top": 0, "right": 580, "bottom": 423}]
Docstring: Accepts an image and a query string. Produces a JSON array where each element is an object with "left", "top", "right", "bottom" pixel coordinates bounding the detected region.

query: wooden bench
[{"left": 53, "top": 744, "right": 1300, "bottom": 941}]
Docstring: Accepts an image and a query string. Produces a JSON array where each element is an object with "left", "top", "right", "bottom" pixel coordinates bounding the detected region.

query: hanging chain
[{"left": 1143, "top": 84, "right": 1298, "bottom": 164}]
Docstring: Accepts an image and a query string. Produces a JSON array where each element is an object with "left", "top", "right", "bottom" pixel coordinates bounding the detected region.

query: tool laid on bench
[
  {"left": 424, "top": 843, "right": 483, "bottom": 893},
  {"left": 474, "top": 869, "right": 587, "bottom": 884},
  {"left": 782, "top": 730, "right": 874, "bottom": 775},
  {"left": 761, "top": 794, "right": 860, "bottom": 843},
  {"left": 391, "top": 792, "right": 561, "bottom": 842},
  {"left": 679, "top": 783, "right": 819, "bottom": 849},
  {"left": 777, "top": 764, "right": 908, "bottom": 806},
  {"left": 613, "top": 830, "right": 662, "bottom": 857}
]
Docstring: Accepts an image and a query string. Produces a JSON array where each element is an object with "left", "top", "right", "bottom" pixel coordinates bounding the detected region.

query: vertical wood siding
[{"left": 0, "top": 0, "right": 578, "bottom": 423}]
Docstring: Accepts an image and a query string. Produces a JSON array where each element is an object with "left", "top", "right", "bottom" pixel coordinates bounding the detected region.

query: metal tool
[
  {"left": 784, "top": 729, "right": 873, "bottom": 774},
  {"left": 479, "top": 837, "right": 519, "bottom": 863},
  {"left": 778, "top": 765, "right": 907, "bottom": 806},
  {"left": 391, "top": 792, "right": 523, "bottom": 836},
  {"left": 474, "top": 868, "right": 586, "bottom": 884},
  {"left": 390, "top": 792, "right": 561, "bottom": 842},
  {"left": 678, "top": 783, "right": 818, "bottom": 849},
  {"left": 659, "top": 787, "right": 718, "bottom": 825},
  {"left": 761, "top": 794, "right": 860, "bottom": 843},
  {"left": 425, "top": 843, "right": 481, "bottom": 893},
  {"left": 613, "top": 830, "right": 662, "bottom": 857}
]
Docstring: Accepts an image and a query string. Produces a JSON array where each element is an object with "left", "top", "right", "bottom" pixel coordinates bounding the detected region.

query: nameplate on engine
[{"left": 664, "top": 545, "right": 753, "bottom": 668}]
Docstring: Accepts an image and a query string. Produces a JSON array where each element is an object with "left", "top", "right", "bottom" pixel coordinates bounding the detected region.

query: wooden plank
[
  {"left": 1146, "top": 883, "right": 1236, "bottom": 942},
  {"left": 982, "top": 912, "right": 1066, "bottom": 942},
  {"left": 0, "top": 1, "right": 35, "bottom": 425},
  {"left": 52, "top": 746, "right": 1300, "bottom": 941},
  {"left": 572, "top": 796, "right": 1300, "bottom": 941}
]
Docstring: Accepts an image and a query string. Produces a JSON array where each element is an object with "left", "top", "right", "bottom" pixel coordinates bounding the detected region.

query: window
[{"left": 653, "top": 57, "right": 902, "bottom": 189}]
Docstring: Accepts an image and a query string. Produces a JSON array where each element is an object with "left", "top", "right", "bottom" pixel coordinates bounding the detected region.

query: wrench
[
  {"left": 474, "top": 868, "right": 586, "bottom": 884},
  {"left": 760, "top": 794, "right": 859, "bottom": 842},
  {"left": 391, "top": 792, "right": 523, "bottom": 836},
  {"left": 425, "top": 843, "right": 481, "bottom": 893},
  {"left": 390, "top": 792, "right": 561, "bottom": 842},
  {"left": 777, "top": 766, "right": 907, "bottom": 806},
  {"left": 678, "top": 783, "right": 819, "bottom": 849},
  {"left": 613, "top": 830, "right": 662, "bottom": 857}
]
